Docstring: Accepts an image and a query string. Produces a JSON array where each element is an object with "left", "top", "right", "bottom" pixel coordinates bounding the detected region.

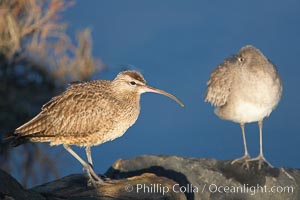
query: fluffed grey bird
[{"left": 205, "top": 45, "right": 282, "bottom": 169}]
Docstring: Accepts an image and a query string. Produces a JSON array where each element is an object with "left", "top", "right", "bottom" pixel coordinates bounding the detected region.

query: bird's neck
[
  {"left": 111, "top": 89, "right": 141, "bottom": 106},
  {"left": 110, "top": 81, "right": 141, "bottom": 105},
  {"left": 118, "top": 92, "right": 140, "bottom": 103}
]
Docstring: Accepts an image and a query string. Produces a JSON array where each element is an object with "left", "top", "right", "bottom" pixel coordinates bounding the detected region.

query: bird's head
[
  {"left": 224, "top": 45, "right": 269, "bottom": 68},
  {"left": 112, "top": 70, "right": 184, "bottom": 107}
]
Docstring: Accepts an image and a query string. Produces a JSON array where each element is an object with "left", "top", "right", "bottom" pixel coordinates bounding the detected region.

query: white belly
[{"left": 231, "top": 101, "right": 273, "bottom": 123}]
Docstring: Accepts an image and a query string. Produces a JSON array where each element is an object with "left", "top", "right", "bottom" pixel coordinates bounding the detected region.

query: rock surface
[
  {"left": 107, "top": 155, "right": 300, "bottom": 200},
  {"left": 0, "top": 171, "right": 185, "bottom": 200},
  {"left": 32, "top": 172, "right": 185, "bottom": 200},
  {"left": 0, "top": 169, "right": 45, "bottom": 200},
  {"left": 1, "top": 155, "right": 300, "bottom": 200}
]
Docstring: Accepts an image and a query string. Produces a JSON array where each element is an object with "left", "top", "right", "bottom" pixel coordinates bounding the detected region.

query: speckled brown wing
[
  {"left": 15, "top": 80, "right": 118, "bottom": 138},
  {"left": 205, "top": 64, "right": 233, "bottom": 107},
  {"left": 14, "top": 93, "right": 64, "bottom": 136}
]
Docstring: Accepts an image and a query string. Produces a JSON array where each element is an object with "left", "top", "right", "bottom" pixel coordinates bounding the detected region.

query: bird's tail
[
  {"left": 7, "top": 131, "right": 30, "bottom": 146},
  {"left": 0, "top": 131, "right": 29, "bottom": 153}
]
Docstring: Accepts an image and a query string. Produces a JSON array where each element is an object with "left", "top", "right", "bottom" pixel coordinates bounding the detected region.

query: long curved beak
[{"left": 142, "top": 85, "right": 184, "bottom": 107}]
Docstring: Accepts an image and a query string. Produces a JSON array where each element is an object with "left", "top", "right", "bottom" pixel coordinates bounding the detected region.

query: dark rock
[
  {"left": 1, "top": 155, "right": 299, "bottom": 200},
  {"left": 0, "top": 169, "right": 185, "bottom": 200},
  {"left": 106, "top": 155, "right": 300, "bottom": 200},
  {"left": 0, "top": 169, "right": 45, "bottom": 200},
  {"left": 32, "top": 173, "right": 186, "bottom": 200}
]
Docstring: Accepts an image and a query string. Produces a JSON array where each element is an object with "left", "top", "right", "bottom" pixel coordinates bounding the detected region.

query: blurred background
[{"left": 1, "top": 0, "right": 299, "bottom": 187}]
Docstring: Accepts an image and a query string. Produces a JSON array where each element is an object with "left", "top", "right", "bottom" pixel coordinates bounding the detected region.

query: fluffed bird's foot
[
  {"left": 83, "top": 163, "right": 111, "bottom": 186},
  {"left": 246, "top": 155, "right": 273, "bottom": 170},
  {"left": 231, "top": 154, "right": 251, "bottom": 169}
]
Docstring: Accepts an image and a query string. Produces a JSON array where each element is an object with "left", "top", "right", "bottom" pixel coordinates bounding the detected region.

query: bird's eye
[
  {"left": 238, "top": 57, "right": 244, "bottom": 62},
  {"left": 130, "top": 81, "right": 136, "bottom": 85}
]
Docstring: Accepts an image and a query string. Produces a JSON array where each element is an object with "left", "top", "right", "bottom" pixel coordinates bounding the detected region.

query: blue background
[{"left": 41, "top": 0, "right": 300, "bottom": 179}]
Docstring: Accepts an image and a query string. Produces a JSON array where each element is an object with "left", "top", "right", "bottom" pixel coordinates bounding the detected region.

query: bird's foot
[
  {"left": 246, "top": 155, "right": 273, "bottom": 170},
  {"left": 87, "top": 176, "right": 111, "bottom": 187},
  {"left": 83, "top": 163, "right": 111, "bottom": 186},
  {"left": 231, "top": 154, "right": 251, "bottom": 169}
]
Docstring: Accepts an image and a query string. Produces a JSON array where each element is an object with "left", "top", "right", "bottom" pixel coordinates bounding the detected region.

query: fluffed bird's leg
[
  {"left": 86, "top": 146, "right": 93, "bottom": 166},
  {"left": 246, "top": 120, "right": 273, "bottom": 170},
  {"left": 63, "top": 145, "right": 110, "bottom": 186},
  {"left": 231, "top": 123, "right": 251, "bottom": 168}
]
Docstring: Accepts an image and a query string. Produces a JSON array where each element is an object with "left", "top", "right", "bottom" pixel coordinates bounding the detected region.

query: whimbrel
[
  {"left": 205, "top": 45, "right": 283, "bottom": 169},
  {"left": 8, "top": 70, "right": 184, "bottom": 186}
]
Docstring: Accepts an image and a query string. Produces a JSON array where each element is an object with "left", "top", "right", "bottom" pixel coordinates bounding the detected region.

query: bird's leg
[
  {"left": 85, "top": 146, "right": 108, "bottom": 185},
  {"left": 63, "top": 145, "right": 110, "bottom": 186},
  {"left": 231, "top": 123, "right": 251, "bottom": 168},
  {"left": 246, "top": 121, "right": 273, "bottom": 170},
  {"left": 86, "top": 146, "right": 93, "bottom": 166},
  {"left": 84, "top": 146, "right": 100, "bottom": 184}
]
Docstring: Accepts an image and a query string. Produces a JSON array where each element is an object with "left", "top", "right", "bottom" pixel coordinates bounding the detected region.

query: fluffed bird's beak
[{"left": 142, "top": 85, "right": 184, "bottom": 107}]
